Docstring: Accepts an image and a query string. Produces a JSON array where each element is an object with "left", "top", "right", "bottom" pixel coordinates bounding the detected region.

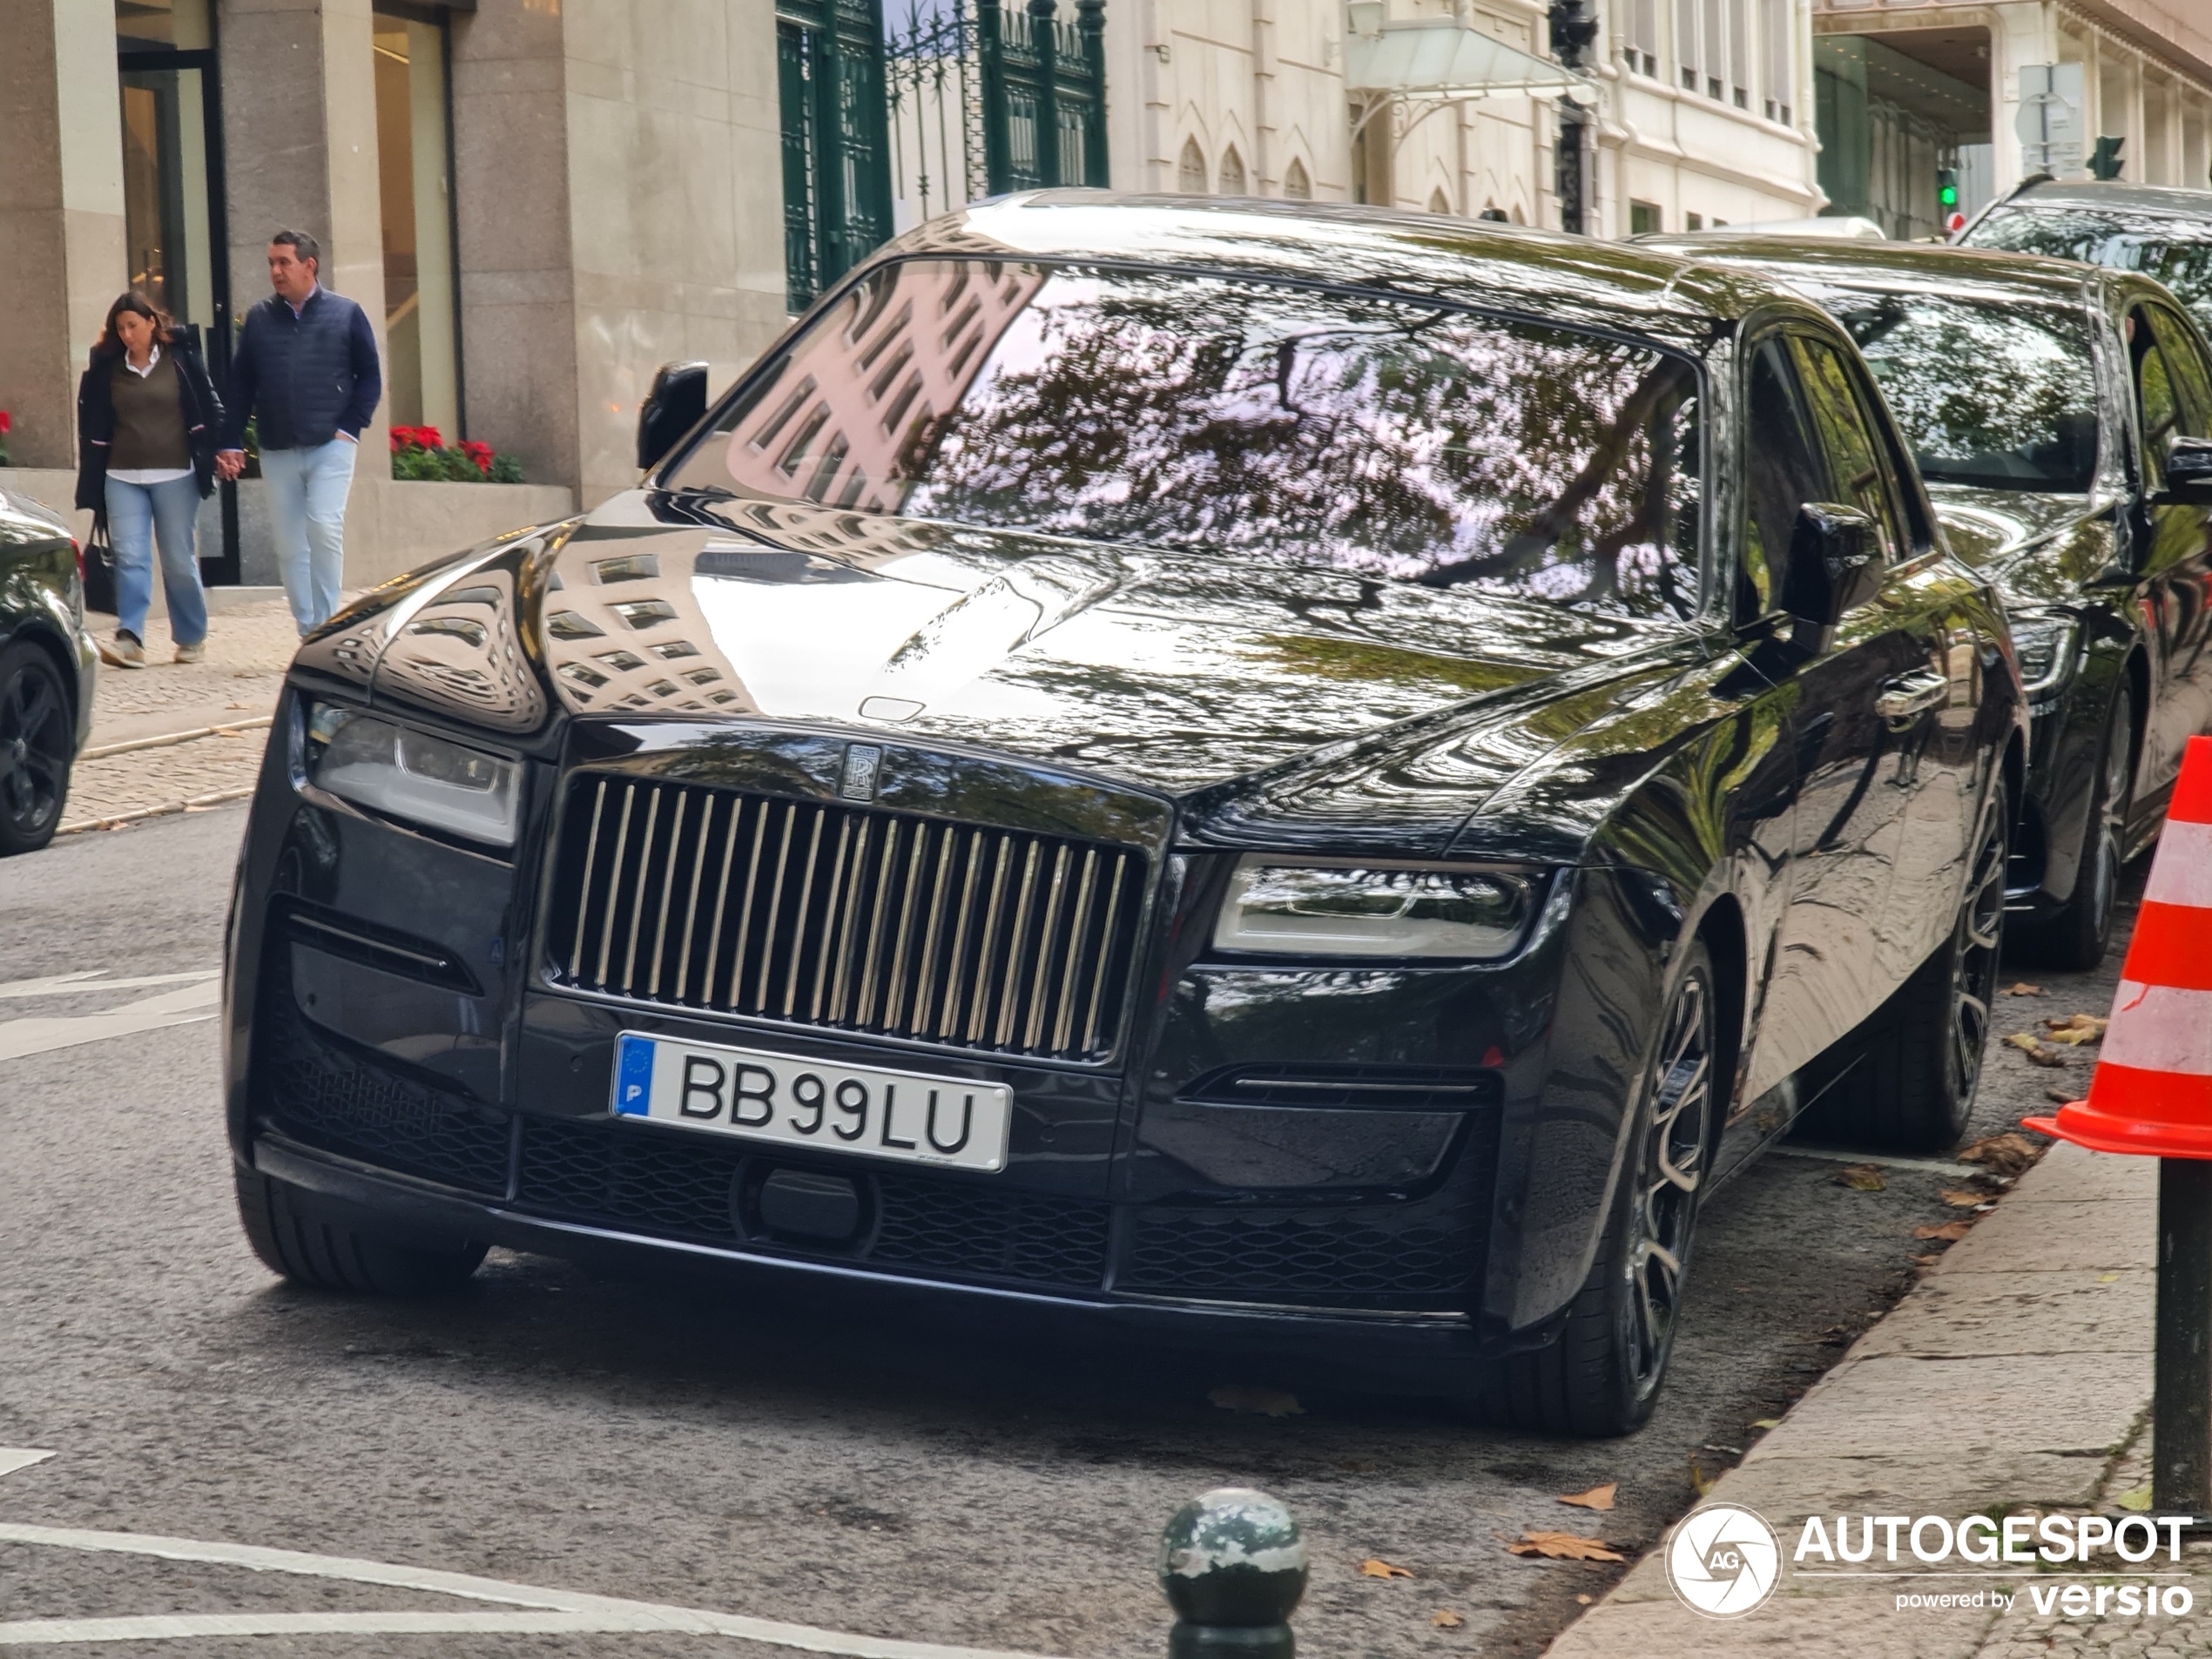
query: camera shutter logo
[
  {"left": 1663, "top": 1503, "right": 1781, "bottom": 1619},
  {"left": 840, "top": 744, "right": 883, "bottom": 802}
]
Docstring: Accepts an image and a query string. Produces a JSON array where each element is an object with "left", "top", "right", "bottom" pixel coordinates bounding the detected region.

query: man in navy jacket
[{"left": 216, "top": 229, "right": 381, "bottom": 634}]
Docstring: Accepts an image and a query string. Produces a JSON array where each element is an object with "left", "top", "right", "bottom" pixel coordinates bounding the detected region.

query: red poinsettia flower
[
  {"left": 459, "top": 440, "right": 494, "bottom": 475},
  {"left": 0, "top": 410, "right": 12, "bottom": 435}
]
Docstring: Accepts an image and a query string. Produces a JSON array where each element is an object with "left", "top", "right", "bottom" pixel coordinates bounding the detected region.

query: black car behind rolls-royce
[
  {"left": 1639, "top": 233, "right": 2212, "bottom": 968},
  {"left": 224, "top": 196, "right": 2024, "bottom": 1435},
  {"left": 0, "top": 485, "right": 95, "bottom": 854}
]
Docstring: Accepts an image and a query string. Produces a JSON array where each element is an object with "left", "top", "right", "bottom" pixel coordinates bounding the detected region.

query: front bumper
[
  {"left": 226, "top": 693, "right": 1671, "bottom": 1385},
  {"left": 248, "top": 1129, "right": 1496, "bottom": 1385}
]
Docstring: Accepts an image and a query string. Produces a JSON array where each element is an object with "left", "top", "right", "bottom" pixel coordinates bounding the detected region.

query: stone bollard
[{"left": 1158, "top": 1487, "right": 1308, "bottom": 1659}]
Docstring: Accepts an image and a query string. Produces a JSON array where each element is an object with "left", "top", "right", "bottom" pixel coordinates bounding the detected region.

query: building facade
[
  {"left": 1103, "top": 0, "right": 1824, "bottom": 239},
  {"left": 1811, "top": 0, "right": 2212, "bottom": 239}
]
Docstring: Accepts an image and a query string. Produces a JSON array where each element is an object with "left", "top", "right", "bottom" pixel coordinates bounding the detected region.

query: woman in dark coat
[{"left": 75, "top": 291, "right": 226, "bottom": 667}]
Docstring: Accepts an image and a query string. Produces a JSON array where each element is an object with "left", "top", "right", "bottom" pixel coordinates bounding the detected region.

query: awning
[{"left": 1345, "top": 19, "right": 1597, "bottom": 106}]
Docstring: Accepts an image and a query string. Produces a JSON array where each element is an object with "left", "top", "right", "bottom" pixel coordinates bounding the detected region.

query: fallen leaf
[
  {"left": 1360, "top": 1559, "right": 1415, "bottom": 1579},
  {"left": 1912, "top": 1254, "right": 1940, "bottom": 1266},
  {"left": 1834, "top": 1163, "right": 1886, "bottom": 1191},
  {"left": 1558, "top": 1484, "right": 1617, "bottom": 1512},
  {"left": 1915, "top": 1220, "right": 1972, "bottom": 1243},
  {"left": 1940, "top": 1188, "right": 1989, "bottom": 1208},
  {"left": 1749, "top": 1418, "right": 1781, "bottom": 1430},
  {"left": 1209, "top": 1385, "right": 1305, "bottom": 1417},
  {"left": 2098, "top": 1272, "right": 2121, "bottom": 1284},
  {"left": 2118, "top": 1485, "right": 2154, "bottom": 1512},
  {"left": 2004, "top": 982, "right": 2045, "bottom": 996},
  {"left": 2003, "top": 1032, "right": 2067, "bottom": 1067},
  {"left": 1959, "top": 1132, "right": 2046, "bottom": 1179},
  {"left": 2043, "top": 1014, "right": 2108, "bottom": 1045},
  {"left": 1507, "top": 1531, "right": 1624, "bottom": 1562},
  {"left": 2046, "top": 1087, "right": 2077, "bottom": 1105},
  {"left": 1688, "top": 1458, "right": 1715, "bottom": 1498},
  {"left": 1430, "top": 1610, "right": 1464, "bottom": 1629},
  {"left": 1575, "top": 1594, "right": 1595, "bottom": 1605}
]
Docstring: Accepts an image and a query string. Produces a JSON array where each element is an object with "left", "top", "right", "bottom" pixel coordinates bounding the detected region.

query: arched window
[
  {"left": 1177, "top": 138, "right": 1207, "bottom": 194},
  {"left": 1218, "top": 145, "right": 1246, "bottom": 194},
  {"left": 1283, "top": 157, "right": 1312, "bottom": 200},
  {"left": 1428, "top": 187, "right": 1451, "bottom": 215}
]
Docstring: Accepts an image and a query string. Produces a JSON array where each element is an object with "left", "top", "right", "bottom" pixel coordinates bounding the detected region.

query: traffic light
[
  {"left": 1936, "top": 167, "right": 1959, "bottom": 211},
  {"left": 2090, "top": 136, "right": 2125, "bottom": 180}
]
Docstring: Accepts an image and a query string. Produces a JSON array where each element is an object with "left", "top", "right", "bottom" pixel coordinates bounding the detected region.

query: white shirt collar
[{"left": 123, "top": 342, "right": 162, "bottom": 379}]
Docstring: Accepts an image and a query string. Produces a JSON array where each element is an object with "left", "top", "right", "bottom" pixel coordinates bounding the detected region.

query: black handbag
[{"left": 81, "top": 517, "right": 117, "bottom": 617}]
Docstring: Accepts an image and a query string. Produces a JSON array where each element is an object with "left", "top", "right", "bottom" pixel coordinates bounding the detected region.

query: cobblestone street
[{"left": 62, "top": 599, "right": 307, "bottom": 833}]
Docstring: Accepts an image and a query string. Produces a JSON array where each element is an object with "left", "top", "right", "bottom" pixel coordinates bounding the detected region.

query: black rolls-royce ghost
[
  {"left": 224, "top": 196, "right": 2024, "bottom": 1435},
  {"left": 1640, "top": 233, "right": 2212, "bottom": 968}
]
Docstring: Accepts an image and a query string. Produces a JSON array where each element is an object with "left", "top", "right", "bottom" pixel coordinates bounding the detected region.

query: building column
[
  {"left": 447, "top": 1, "right": 581, "bottom": 496},
  {"left": 0, "top": 1, "right": 127, "bottom": 469}
]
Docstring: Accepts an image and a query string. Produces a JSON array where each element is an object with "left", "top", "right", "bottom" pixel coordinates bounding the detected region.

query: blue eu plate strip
[{"left": 613, "top": 1035, "right": 655, "bottom": 1116}]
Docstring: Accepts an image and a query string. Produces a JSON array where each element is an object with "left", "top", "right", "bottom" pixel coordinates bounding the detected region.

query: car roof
[
  {"left": 877, "top": 190, "right": 1828, "bottom": 353},
  {"left": 2002, "top": 179, "right": 2212, "bottom": 224},
  {"left": 1631, "top": 234, "right": 2119, "bottom": 311}
]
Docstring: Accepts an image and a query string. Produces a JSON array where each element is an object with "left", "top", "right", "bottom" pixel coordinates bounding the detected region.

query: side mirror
[
  {"left": 2161, "top": 435, "right": 2212, "bottom": 505},
  {"left": 1780, "top": 502, "right": 1878, "bottom": 652},
  {"left": 636, "top": 361, "right": 709, "bottom": 473}
]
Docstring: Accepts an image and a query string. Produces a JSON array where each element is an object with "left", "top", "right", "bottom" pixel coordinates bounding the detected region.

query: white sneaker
[
  {"left": 174, "top": 640, "right": 206, "bottom": 664},
  {"left": 99, "top": 632, "right": 146, "bottom": 669}
]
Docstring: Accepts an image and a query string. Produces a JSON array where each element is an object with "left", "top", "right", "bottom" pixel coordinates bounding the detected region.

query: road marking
[
  {"left": 0, "top": 971, "right": 219, "bottom": 1001},
  {"left": 0, "top": 1450, "right": 53, "bottom": 1480},
  {"left": 0, "top": 980, "right": 221, "bottom": 1063},
  {"left": 0, "top": 1523, "right": 1065, "bottom": 1659}
]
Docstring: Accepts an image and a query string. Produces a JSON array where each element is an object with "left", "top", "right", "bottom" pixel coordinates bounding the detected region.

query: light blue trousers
[
  {"left": 104, "top": 473, "right": 208, "bottom": 646},
  {"left": 261, "top": 436, "right": 359, "bottom": 635}
]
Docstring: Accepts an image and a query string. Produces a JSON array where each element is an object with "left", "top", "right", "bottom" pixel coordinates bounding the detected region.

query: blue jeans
[
  {"left": 262, "top": 436, "right": 359, "bottom": 635},
  {"left": 104, "top": 473, "right": 208, "bottom": 646}
]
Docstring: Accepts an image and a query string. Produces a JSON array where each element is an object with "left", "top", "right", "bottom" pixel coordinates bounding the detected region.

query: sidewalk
[
  {"left": 1548, "top": 1133, "right": 2193, "bottom": 1656},
  {"left": 63, "top": 598, "right": 304, "bottom": 833}
]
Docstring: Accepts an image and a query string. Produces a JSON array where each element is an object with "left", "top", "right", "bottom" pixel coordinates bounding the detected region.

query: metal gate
[{"left": 782, "top": 0, "right": 1108, "bottom": 313}]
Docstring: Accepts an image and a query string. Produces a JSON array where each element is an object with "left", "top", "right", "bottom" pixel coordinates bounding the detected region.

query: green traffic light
[{"left": 1936, "top": 167, "right": 1959, "bottom": 209}]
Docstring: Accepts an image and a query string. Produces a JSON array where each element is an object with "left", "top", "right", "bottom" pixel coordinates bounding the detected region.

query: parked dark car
[
  {"left": 0, "top": 485, "right": 95, "bottom": 854},
  {"left": 1958, "top": 179, "right": 2212, "bottom": 340},
  {"left": 1639, "top": 233, "right": 2212, "bottom": 967},
  {"left": 224, "top": 196, "right": 2024, "bottom": 1435}
]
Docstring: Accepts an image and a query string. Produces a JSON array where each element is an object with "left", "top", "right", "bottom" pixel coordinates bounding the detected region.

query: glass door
[{"left": 117, "top": 0, "right": 237, "bottom": 583}]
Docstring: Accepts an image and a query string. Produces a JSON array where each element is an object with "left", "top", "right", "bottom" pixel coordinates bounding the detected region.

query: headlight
[
  {"left": 305, "top": 702, "right": 523, "bottom": 846},
  {"left": 1212, "top": 855, "right": 1541, "bottom": 960},
  {"left": 2011, "top": 613, "right": 2080, "bottom": 697}
]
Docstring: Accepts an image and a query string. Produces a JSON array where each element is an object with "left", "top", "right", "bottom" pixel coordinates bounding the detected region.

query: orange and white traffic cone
[
  {"left": 2026, "top": 732, "right": 2212, "bottom": 1157},
  {"left": 2026, "top": 732, "right": 2212, "bottom": 1515}
]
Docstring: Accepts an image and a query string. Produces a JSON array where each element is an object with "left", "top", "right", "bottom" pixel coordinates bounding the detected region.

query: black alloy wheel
[
  {"left": 2013, "top": 691, "right": 2132, "bottom": 971},
  {"left": 0, "top": 644, "right": 73, "bottom": 856},
  {"left": 1480, "top": 941, "right": 1718, "bottom": 1437},
  {"left": 1942, "top": 785, "right": 2009, "bottom": 1115}
]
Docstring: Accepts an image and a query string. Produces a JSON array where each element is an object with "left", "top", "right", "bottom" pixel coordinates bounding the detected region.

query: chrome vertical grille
[{"left": 545, "top": 776, "right": 1148, "bottom": 1062}]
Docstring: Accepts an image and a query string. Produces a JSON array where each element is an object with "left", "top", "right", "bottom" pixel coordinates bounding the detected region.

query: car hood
[
  {"left": 335, "top": 490, "right": 1710, "bottom": 859},
  {"left": 1925, "top": 482, "right": 2115, "bottom": 608}
]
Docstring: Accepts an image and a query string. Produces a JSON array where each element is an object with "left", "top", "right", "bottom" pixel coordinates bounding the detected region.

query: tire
[
  {"left": 1480, "top": 941, "right": 1719, "bottom": 1437},
  {"left": 0, "top": 643, "right": 74, "bottom": 856},
  {"left": 2011, "top": 691, "right": 2131, "bottom": 972},
  {"left": 235, "top": 1166, "right": 488, "bottom": 1295},
  {"left": 1799, "top": 781, "right": 2008, "bottom": 1153}
]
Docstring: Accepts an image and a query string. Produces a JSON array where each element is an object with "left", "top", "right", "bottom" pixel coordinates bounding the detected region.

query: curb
[{"left": 57, "top": 786, "right": 256, "bottom": 837}]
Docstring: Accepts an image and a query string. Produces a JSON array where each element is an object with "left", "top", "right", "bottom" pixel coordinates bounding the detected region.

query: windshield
[
  {"left": 1963, "top": 206, "right": 2212, "bottom": 335},
  {"left": 668, "top": 260, "right": 1704, "bottom": 620},
  {"left": 1801, "top": 287, "right": 2101, "bottom": 492}
]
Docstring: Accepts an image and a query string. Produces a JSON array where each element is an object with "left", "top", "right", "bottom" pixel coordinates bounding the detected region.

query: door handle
[{"left": 1875, "top": 670, "right": 1948, "bottom": 729}]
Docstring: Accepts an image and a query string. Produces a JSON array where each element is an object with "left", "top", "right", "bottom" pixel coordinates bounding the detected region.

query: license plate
[{"left": 610, "top": 1032, "right": 1012, "bottom": 1173}]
